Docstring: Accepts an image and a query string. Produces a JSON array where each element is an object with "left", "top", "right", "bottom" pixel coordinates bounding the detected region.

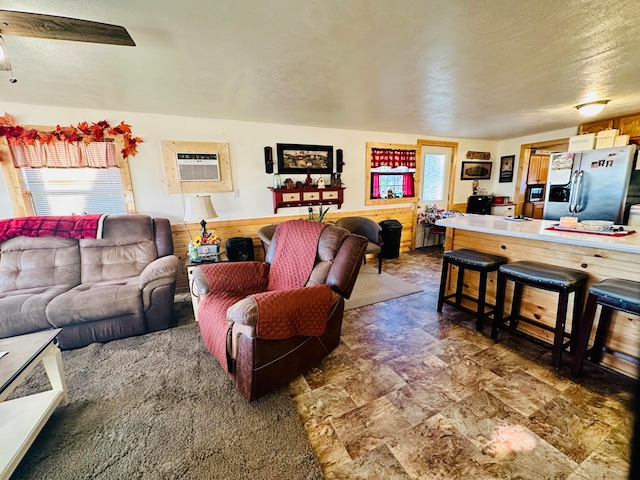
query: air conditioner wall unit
[{"left": 176, "top": 153, "right": 220, "bottom": 182}]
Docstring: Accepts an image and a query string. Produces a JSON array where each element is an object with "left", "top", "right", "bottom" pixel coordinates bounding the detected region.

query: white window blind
[{"left": 21, "top": 167, "right": 127, "bottom": 216}]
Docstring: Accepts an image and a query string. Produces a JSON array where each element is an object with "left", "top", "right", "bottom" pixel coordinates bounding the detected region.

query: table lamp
[{"left": 184, "top": 195, "right": 218, "bottom": 236}]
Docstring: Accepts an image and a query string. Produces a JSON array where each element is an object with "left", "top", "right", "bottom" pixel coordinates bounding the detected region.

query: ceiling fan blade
[{"left": 0, "top": 10, "right": 135, "bottom": 46}]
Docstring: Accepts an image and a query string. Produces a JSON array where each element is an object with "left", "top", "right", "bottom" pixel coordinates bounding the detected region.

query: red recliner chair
[{"left": 192, "top": 220, "right": 368, "bottom": 401}]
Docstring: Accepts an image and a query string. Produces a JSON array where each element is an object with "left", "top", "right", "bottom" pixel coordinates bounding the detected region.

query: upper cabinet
[
  {"left": 578, "top": 111, "right": 640, "bottom": 143},
  {"left": 527, "top": 154, "right": 549, "bottom": 185}
]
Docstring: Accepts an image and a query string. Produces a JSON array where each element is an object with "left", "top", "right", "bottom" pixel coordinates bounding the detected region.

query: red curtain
[
  {"left": 371, "top": 148, "right": 416, "bottom": 168},
  {"left": 372, "top": 173, "right": 380, "bottom": 198},
  {"left": 402, "top": 173, "right": 414, "bottom": 197}
]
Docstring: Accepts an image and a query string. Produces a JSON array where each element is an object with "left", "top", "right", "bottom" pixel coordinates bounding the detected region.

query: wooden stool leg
[
  {"left": 571, "top": 293, "right": 599, "bottom": 377},
  {"left": 591, "top": 305, "right": 613, "bottom": 365},
  {"left": 455, "top": 266, "right": 465, "bottom": 306},
  {"left": 491, "top": 272, "right": 507, "bottom": 339},
  {"left": 569, "top": 283, "right": 585, "bottom": 354},
  {"left": 437, "top": 258, "right": 450, "bottom": 312},
  {"left": 510, "top": 281, "right": 523, "bottom": 330},
  {"left": 476, "top": 270, "right": 488, "bottom": 331},
  {"left": 552, "top": 290, "right": 569, "bottom": 369}
]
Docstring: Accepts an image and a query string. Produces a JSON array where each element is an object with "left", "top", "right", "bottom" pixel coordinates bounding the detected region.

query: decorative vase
[{"left": 273, "top": 173, "right": 281, "bottom": 189}]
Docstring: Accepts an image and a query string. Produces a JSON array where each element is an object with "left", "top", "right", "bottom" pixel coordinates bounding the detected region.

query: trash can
[{"left": 379, "top": 219, "right": 403, "bottom": 259}]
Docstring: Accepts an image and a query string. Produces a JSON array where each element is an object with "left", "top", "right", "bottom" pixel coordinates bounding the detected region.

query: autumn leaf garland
[{"left": 0, "top": 113, "right": 143, "bottom": 159}]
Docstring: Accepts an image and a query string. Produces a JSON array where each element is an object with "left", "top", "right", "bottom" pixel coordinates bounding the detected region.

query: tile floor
[{"left": 289, "top": 248, "right": 636, "bottom": 479}]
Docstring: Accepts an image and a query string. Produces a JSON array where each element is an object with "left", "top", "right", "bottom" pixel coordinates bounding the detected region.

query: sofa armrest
[
  {"left": 137, "top": 255, "right": 180, "bottom": 290},
  {"left": 192, "top": 261, "right": 269, "bottom": 296}
]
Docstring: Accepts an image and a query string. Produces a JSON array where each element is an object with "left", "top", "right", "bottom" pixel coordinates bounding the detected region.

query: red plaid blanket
[{"left": 0, "top": 214, "right": 105, "bottom": 243}]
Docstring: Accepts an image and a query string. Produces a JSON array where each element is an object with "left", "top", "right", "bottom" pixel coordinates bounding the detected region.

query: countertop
[{"left": 436, "top": 214, "right": 640, "bottom": 254}]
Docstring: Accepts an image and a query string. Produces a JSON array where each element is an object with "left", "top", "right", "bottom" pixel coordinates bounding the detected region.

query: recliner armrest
[
  {"left": 137, "top": 255, "right": 179, "bottom": 290},
  {"left": 193, "top": 261, "right": 269, "bottom": 296}
]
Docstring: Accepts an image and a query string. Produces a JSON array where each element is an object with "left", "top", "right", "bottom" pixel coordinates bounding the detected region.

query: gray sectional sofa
[{"left": 0, "top": 214, "right": 180, "bottom": 349}]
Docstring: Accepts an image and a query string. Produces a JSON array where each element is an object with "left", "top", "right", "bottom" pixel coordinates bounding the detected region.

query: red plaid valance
[{"left": 371, "top": 148, "right": 416, "bottom": 169}]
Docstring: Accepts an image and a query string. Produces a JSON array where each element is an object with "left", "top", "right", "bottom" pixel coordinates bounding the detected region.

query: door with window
[{"left": 416, "top": 144, "right": 454, "bottom": 247}]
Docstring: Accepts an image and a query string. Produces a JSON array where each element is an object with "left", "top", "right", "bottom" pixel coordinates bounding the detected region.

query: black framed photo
[
  {"left": 460, "top": 161, "right": 492, "bottom": 180},
  {"left": 276, "top": 143, "right": 333, "bottom": 174},
  {"left": 499, "top": 155, "right": 515, "bottom": 183}
]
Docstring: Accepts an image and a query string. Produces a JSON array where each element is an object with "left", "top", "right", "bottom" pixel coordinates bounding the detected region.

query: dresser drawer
[
  {"left": 282, "top": 193, "right": 300, "bottom": 202},
  {"left": 303, "top": 192, "right": 320, "bottom": 201},
  {"left": 322, "top": 191, "right": 339, "bottom": 200}
]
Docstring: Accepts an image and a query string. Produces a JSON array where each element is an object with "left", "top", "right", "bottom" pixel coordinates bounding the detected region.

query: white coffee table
[{"left": 0, "top": 329, "right": 68, "bottom": 479}]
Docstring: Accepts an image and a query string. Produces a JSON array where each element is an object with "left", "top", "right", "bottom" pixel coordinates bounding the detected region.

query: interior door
[{"left": 416, "top": 145, "right": 453, "bottom": 247}]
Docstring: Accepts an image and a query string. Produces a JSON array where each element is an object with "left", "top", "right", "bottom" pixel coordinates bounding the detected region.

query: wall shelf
[{"left": 268, "top": 186, "right": 344, "bottom": 213}]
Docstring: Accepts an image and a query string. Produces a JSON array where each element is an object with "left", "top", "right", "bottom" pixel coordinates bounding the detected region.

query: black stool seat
[
  {"left": 589, "top": 278, "right": 640, "bottom": 307},
  {"left": 491, "top": 261, "right": 588, "bottom": 369},
  {"left": 444, "top": 249, "right": 508, "bottom": 268},
  {"left": 438, "top": 249, "right": 507, "bottom": 331},
  {"left": 571, "top": 278, "right": 640, "bottom": 377},
  {"left": 498, "top": 261, "right": 587, "bottom": 289}
]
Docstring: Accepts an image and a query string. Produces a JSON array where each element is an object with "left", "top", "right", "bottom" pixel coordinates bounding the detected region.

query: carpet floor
[
  {"left": 345, "top": 265, "right": 423, "bottom": 310},
  {"left": 10, "top": 323, "right": 323, "bottom": 480}
]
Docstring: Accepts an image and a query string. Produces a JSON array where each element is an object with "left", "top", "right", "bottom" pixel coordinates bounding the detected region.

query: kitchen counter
[
  {"left": 436, "top": 213, "right": 639, "bottom": 377},
  {"left": 436, "top": 214, "right": 640, "bottom": 254}
]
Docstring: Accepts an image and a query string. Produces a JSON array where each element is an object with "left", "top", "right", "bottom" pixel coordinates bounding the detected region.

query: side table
[
  {"left": 185, "top": 254, "right": 228, "bottom": 321},
  {"left": 1, "top": 329, "right": 68, "bottom": 479}
]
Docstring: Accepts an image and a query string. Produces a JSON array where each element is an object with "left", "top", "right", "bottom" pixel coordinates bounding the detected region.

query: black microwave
[{"left": 526, "top": 185, "right": 545, "bottom": 202}]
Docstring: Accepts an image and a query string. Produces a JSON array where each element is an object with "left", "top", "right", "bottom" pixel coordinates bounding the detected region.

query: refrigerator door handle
[
  {"left": 568, "top": 170, "right": 579, "bottom": 213},
  {"left": 574, "top": 170, "right": 584, "bottom": 213}
]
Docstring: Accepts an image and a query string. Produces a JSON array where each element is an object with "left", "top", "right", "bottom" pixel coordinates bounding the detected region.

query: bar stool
[
  {"left": 571, "top": 278, "right": 640, "bottom": 378},
  {"left": 491, "top": 261, "right": 588, "bottom": 369},
  {"left": 437, "top": 249, "right": 508, "bottom": 331}
]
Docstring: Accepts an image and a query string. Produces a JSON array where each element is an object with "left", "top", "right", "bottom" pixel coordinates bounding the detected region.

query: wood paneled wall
[{"left": 172, "top": 207, "right": 417, "bottom": 293}]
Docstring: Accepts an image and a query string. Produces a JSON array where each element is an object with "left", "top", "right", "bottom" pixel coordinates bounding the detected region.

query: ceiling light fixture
[
  {"left": 0, "top": 35, "right": 17, "bottom": 83},
  {"left": 575, "top": 100, "right": 609, "bottom": 117}
]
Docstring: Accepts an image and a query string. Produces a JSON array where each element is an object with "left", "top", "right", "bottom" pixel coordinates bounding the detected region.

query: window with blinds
[{"left": 21, "top": 167, "right": 127, "bottom": 216}]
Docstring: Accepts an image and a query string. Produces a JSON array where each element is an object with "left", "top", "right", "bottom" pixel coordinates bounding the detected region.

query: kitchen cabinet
[
  {"left": 527, "top": 154, "right": 549, "bottom": 185},
  {"left": 268, "top": 186, "right": 344, "bottom": 213},
  {"left": 578, "top": 119, "right": 614, "bottom": 135},
  {"left": 523, "top": 201, "right": 545, "bottom": 219},
  {"left": 617, "top": 113, "right": 640, "bottom": 140}
]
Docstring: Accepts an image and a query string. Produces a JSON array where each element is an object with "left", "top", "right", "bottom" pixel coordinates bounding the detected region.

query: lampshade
[
  {"left": 184, "top": 195, "right": 218, "bottom": 222},
  {"left": 576, "top": 100, "right": 609, "bottom": 117}
]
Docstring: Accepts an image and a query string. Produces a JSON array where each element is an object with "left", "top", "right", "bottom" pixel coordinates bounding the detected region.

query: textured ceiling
[{"left": 1, "top": 0, "right": 639, "bottom": 140}]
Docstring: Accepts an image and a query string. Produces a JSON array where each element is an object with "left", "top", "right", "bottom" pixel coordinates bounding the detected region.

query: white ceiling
[{"left": 1, "top": 0, "right": 640, "bottom": 140}]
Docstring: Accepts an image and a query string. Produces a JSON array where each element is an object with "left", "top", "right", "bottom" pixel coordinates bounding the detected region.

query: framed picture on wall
[
  {"left": 276, "top": 143, "right": 333, "bottom": 174},
  {"left": 460, "top": 161, "right": 492, "bottom": 180},
  {"left": 499, "top": 155, "right": 515, "bottom": 183}
]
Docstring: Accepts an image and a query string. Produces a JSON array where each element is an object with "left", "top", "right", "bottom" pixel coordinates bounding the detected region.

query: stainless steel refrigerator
[{"left": 543, "top": 145, "right": 638, "bottom": 223}]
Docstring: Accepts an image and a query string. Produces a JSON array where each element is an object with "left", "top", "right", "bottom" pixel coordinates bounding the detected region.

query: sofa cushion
[
  {"left": 46, "top": 278, "right": 144, "bottom": 326},
  {"left": 0, "top": 285, "right": 73, "bottom": 337},
  {"left": 0, "top": 236, "right": 81, "bottom": 293},
  {"left": 79, "top": 239, "right": 158, "bottom": 283}
]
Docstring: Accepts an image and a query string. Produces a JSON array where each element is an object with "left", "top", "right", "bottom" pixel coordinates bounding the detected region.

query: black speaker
[
  {"left": 336, "top": 148, "right": 344, "bottom": 173},
  {"left": 264, "top": 146, "right": 274, "bottom": 174},
  {"left": 226, "top": 237, "right": 255, "bottom": 262}
]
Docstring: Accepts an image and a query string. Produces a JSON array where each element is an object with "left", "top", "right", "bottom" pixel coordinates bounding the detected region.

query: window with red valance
[{"left": 367, "top": 145, "right": 418, "bottom": 201}]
